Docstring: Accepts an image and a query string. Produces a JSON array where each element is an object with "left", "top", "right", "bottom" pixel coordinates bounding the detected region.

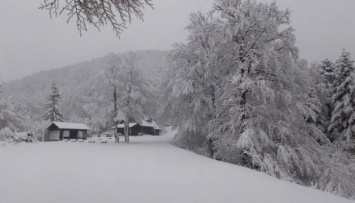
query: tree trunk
[
  {"left": 114, "top": 125, "right": 119, "bottom": 143},
  {"left": 113, "top": 85, "right": 119, "bottom": 143},
  {"left": 124, "top": 121, "right": 129, "bottom": 143}
]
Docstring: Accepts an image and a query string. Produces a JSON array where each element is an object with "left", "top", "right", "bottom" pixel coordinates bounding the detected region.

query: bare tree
[{"left": 40, "top": 0, "right": 153, "bottom": 37}]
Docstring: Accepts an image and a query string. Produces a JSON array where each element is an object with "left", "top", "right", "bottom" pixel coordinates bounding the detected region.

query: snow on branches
[
  {"left": 39, "top": 0, "right": 153, "bottom": 36},
  {"left": 328, "top": 50, "right": 355, "bottom": 142},
  {"left": 104, "top": 52, "right": 152, "bottom": 142},
  {"left": 163, "top": 0, "right": 355, "bottom": 198}
]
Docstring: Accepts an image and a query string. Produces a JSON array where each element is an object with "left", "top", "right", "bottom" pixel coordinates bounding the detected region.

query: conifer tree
[
  {"left": 328, "top": 50, "right": 355, "bottom": 142},
  {"left": 43, "top": 81, "right": 64, "bottom": 122},
  {"left": 319, "top": 59, "right": 336, "bottom": 90},
  {"left": 316, "top": 59, "right": 336, "bottom": 135},
  {"left": 319, "top": 59, "right": 336, "bottom": 105}
]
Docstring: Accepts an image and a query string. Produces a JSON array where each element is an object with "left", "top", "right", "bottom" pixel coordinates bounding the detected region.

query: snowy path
[{"left": 0, "top": 132, "right": 353, "bottom": 203}]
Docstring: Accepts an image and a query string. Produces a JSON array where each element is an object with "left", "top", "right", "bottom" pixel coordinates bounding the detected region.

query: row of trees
[
  {"left": 1, "top": 50, "right": 164, "bottom": 142},
  {"left": 161, "top": 0, "right": 355, "bottom": 198},
  {"left": 0, "top": 82, "right": 45, "bottom": 142},
  {"left": 40, "top": 52, "right": 153, "bottom": 143},
  {"left": 316, "top": 51, "right": 355, "bottom": 142},
  {"left": 0, "top": 83, "right": 34, "bottom": 132},
  {"left": 0, "top": 83, "right": 19, "bottom": 130}
]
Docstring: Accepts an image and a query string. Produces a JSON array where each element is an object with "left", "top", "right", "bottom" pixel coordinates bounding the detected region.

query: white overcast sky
[{"left": 1, "top": 0, "right": 355, "bottom": 82}]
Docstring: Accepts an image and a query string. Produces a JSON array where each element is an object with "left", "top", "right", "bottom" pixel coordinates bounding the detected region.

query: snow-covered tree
[
  {"left": 205, "top": 0, "right": 330, "bottom": 183},
  {"left": 294, "top": 60, "right": 329, "bottom": 144},
  {"left": 64, "top": 73, "right": 113, "bottom": 133},
  {"left": 328, "top": 50, "right": 355, "bottom": 142},
  {"left": 163, "top": 0, "right": 355, "bottom": 197},
  {"left": 43, "top": 81, "right": 64, "bottom": 122},
  {"left": 312, "top": 59, "right": 336, "bottom": 137},
  {"left": 104, "top": 52, "right": 123, "bottom": 142},
  {"left": 319, "top": 59, "right": 336, "bottom": 91},
  {"left": 105, "top": 52, "right": 151, "bottom": 143},
  {"left": 0, "top": 83, "right": 20, "bottom": 131},
  {"left": 40, "top": 0, "right": 153, "bottom": 36},
  {"left": 162, "top": 11, "right": 225, "bottom": 155}
]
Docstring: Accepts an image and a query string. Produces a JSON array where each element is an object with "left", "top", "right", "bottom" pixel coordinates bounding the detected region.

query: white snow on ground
[{"left": 0, "top": 131, "right": 353, "bottom": 203}]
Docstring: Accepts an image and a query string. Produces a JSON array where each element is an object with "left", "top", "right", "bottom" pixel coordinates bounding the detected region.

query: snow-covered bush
[
  {"left": 0, "top": 86, "right": 20, "bottom": 130},
  {"left": 0, "top": 128, "right": 37, "bottom": 145},
  {"left": 0, "top": 127, "right": 15, "bottom": 143}
]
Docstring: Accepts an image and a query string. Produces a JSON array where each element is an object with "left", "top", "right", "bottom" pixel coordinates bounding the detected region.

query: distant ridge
[{"left": 4, "top": 50, "right": 169, "bottom": 133}]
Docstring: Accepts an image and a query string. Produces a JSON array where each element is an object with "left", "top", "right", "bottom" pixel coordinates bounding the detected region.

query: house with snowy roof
[
  {"left": 114, "top": 120, "right": 161, "bottom": 136},
  {"left": 45, "top": 122, "right": 89, "bottom": 141}
]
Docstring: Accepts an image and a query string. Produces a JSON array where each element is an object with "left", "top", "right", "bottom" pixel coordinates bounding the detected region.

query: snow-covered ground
[{"left": 0, "top": 131, "right": 353, "bottom": 203}]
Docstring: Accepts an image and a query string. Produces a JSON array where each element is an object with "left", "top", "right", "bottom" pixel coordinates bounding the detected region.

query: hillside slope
[
  {"left": 3, "top": 50, "right": 168, "bottom": 133},
  {"left": 0, "top": 131, "right": 352, "bottom": 203}
]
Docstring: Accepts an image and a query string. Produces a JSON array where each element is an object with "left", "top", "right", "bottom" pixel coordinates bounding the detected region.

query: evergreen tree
[
  {"left": 316, "top": 59, "right": 336, "bottom": 136},
  {"left": 43, "top": 82, "right": 64, "bottom": 122},
  {"left": 328, "top": 50, "right": 355, "bottom": 142},
  {"left": 319, "top": 59, "right": 336, "bottom": 90}
]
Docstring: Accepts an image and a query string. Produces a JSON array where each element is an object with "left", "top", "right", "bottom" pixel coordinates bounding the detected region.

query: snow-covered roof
[
  {"left": 115, "top": 121, "right": 160, "bottom": 129},
  {"left": 141, "top": 120, "right": 160, "bottom": 129},
  {"left": 116, "top": 123, "right": 138, "bottom": 128},
  {"left": 51, "top": 122, "right": 89, "bottom": 130}
]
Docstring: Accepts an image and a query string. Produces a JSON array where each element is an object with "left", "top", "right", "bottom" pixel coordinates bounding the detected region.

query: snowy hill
[
  {"left": 2, "top": 50, "right": 168, "bottom": 133},
  {"left": 0, "top": 131, "right": 352, "bottom": 203},
  {"left": 5, "top": 50, "right": 168, "bottom": 99}
]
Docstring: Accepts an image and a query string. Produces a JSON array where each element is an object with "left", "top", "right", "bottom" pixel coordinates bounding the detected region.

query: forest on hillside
[
  {"left": 0, "top": 50, "right": 168, "bottom": 135},
  {"left": 1, "top": 0, "right": 355, "bottom": 200}
]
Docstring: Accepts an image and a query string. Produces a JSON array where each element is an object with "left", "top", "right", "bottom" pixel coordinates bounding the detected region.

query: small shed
[
  {"left": 153, "top": 127, "right": 161, "bottom": 136},
  {"left": 141, "top": 120, "right": 160, "bottom": 135},
  {"left": 115, "top": 120, "right": 160, "bottom": 136},
  {"left": 45, "top": 122, "right": 89, "bottom": 141},
  {"left": 115, "top": 123, "right": 141, "bottom": 136}
]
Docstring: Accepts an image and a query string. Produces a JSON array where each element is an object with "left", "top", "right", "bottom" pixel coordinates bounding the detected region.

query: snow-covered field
[{"left": 0, "top": 131, "right": 353, "bottom": 203}]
